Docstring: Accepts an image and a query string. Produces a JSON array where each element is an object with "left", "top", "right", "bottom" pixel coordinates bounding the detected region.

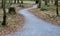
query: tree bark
[
  {"left": 20, "top": 0, "right": 23, "bottom": 7},
  {"left": 9, "top": 0, "right": 12, "bottom": 5},
  {"left": 44, "top": 0, "right": 50, "bottom": 7},
  {"left": 2, "top": 0, "right": 3, "bottom": 8},
  {"left": 14, "top": 0, "right": 16, "bottom": 3},
  {"left": 2, "top": 0, "right": 6, "bottom": 26},
  {"left": 38, "top": 0, "right": 41, "bottom": 8},
  {"left": 45, "top": 0, "right": 48, "bottom": 5},
  {"left": 56, "top": 0, "right": 59, "bottom": 16},
  {"left": 17, "top": 0, "right": 19, "bottom": 3},
  {"left": 21, "top": 0, "right": 23, "bottom": 4},
  {"left": 55, "top": 0, "right": 57, "bottom": 5},
  {"left": 35, "top": 0, "right": 39, "bottom": 4}
]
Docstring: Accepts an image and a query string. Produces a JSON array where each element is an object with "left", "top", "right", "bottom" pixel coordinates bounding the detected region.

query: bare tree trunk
[
  {"left": 20, "top": 0, "right": 23, "bottom": 7},
  {"left": 9, "top": 0, "right": 12, "bottom": 5},
  {"left": 14, "top": 0, "right": 16, "bottom": 3},
  {"left": 56, "top": 0, "right": 59, "bottom": 16},
  {"left": 2, "top": 0, "right": 6, "bottom": 26},
  {"left": 21, "top": 0, "right": 23, "bottom": 4},
  {"left": 2, "top": 0, "right": 3, "bottom": 8},
  {"left": 44, "top": 0, "right": 50, "bottom": 6},
  {"left": 51, "top": 0, "right": 54, "bottom": 4},
  {"left": 35, "top": 0, "right": 39, "bottom": 4},
  {"left": 55, "top": 0, "right": 56, "bottom": 5},
  {"left": 38, "top": 0, "right": 41, "bottom": 8},
  {"left": 17, "top": 0, "right": 19, "bottom": 3},
  {"left": 45, "top": 0, "right": 48, "bottom": 5}
]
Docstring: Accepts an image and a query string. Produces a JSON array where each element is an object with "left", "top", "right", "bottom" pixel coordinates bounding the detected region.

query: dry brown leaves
[
  {"left": 0, "top": 3, "right": 34, "bottom": 36},
  {"left": 28, "top": 8, "right": 60, "bottom": 26},
  {"left": 0, "top": 7, "right": 24, "bottom": 36},
  {"left": 0, "top": 13, "right": 24, "bottom": 36}
]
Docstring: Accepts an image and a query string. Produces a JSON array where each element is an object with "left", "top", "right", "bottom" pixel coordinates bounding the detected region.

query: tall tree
[
  {"left": 20, "top": 0, "right": 23, "bottom": 7},
  {"left": 44, "top": 0, "right": 50, "bottom": 7},
  {"left": 2, "top": 0, "right": 6, "bottom": 26},
  {"left": 56, "top": 0, "right": 59, "bottom": 16},
  {"left": 55, "top": 0, "right": 58, "bottom": 5},
  {"left": 14, "top": 0, "right": 16, "bottom": 3},
  {"left": 38, "top": 0, "right": 41, "bottom": 8},
  {"left": 17, "top": 0, "right": 19, "bottom": 3},
  {"left": 45, "top": 0, "right": 48, "bottom": 5},
  {"left": 44, "top": 0, "right": 49, "bottom": 5},
  {"left": 35, "top": 0, "right": 39, "bottom": 4},
  {"left": 51, "top": 0, "right": 54, "bottom": 4},
  {"left": 1, "top": 0, "right": 3, "bottom": 8},
  {"left": 55, "top": 0, "right": 56, "bottom": 5},
  {"left": 9, "top": 0, "right": 12, "bottom": 5}
]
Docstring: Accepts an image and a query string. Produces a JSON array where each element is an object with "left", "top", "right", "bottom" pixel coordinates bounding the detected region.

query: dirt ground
[
  {"left": 0, "top": 13, "right": 24, "bottom": 36},
  {"left": 0, "top": 4, "right": 24, "bottom": 36},
  {"left": 28, "top": 6, "right": 60, "bottom": 26},
  {"left": 0, "top": 3, "right": 35, "bottom": 36}
]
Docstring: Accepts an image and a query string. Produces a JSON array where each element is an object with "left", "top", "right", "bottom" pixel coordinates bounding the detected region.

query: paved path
[{"left": 6, "top": 5, "right": 60, "bottom": 36}]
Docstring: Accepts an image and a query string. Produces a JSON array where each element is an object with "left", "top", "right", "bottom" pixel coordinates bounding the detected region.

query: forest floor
[
  {"left": 0, "top": 3, "right": 34, "bottom": 36},
  {"left": 0, "top": 9, "right": 24, "bottom": 36},
  {"left": 5, "top": 5, "right": 60, "bottom": 36},
  {"left": 28, "top": 5, "right": 60, "bottom": 26}
]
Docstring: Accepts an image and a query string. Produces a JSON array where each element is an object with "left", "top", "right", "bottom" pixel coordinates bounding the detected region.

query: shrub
[
  {"left": 8, "top": 7, "right": 16, "bottom": 15},
  {"left": 40, "top": 6, "right": 50, "bottom": 11},
  {"left": 40, "top": 6, "right": 55, "bottom": 11}
]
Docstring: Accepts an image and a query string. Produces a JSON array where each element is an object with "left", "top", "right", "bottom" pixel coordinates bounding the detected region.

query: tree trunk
[
  {"left": 20, "top": 0, "right": 23, "bottom": 7},
  {"left": 17, "top": 0, "right": 19, "bottom": 3},
  {"left": 38, "top": 0, "right": 41, "bottom": 8},
  {"left": 44, "top": 0, "right": 50, "bottom": 6},
  {"left": 9, "top": 0, "right": 12, "bottom": 5},
  {"left": 35, "top": 0, "right": 39, "bottom": 4},
  {"left": 14, "top": 0, "right": 16, "bottom": 3},
  {"left": 55, "top": 0, "right": 57, "bottom": 5},
  {"left": 1, "top": 0, "right": 3, "bottom": 8},
  {"left": 21, "top": 0, "right": 23, "bottom": 4},
  {"left": 45, "top": 0, "right": 48, "bottom": 5},
  {"left": 51, "top": 0, "right": 54, "bottom": 4},
  {"left": 56, "top": 0, "right": 59, "bottom": 16},
  {"left": 2, "top": 0, "right": 6, "bottom": 26}
]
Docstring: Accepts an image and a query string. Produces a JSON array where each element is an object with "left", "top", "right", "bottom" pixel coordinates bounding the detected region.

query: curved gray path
[{"left": 6, "top": 5, "right": 60, "bottom": 36}]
